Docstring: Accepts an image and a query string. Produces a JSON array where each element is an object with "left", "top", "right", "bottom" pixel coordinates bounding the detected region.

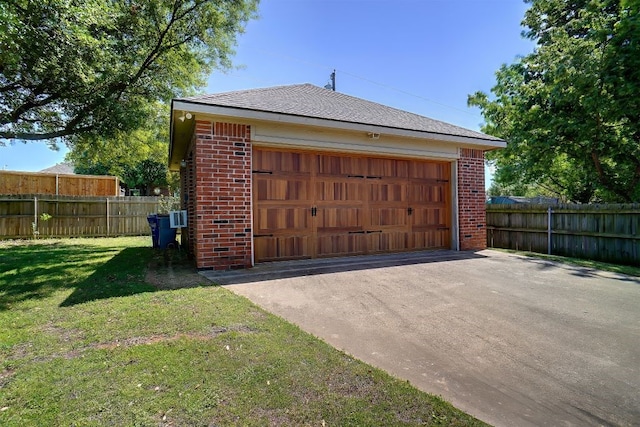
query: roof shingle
[
  {"left": 39, "top": 162, "right": 75, "bottom": 175},
  {"left": 178, "top": 83, "right": 502, "bottom": 142}
]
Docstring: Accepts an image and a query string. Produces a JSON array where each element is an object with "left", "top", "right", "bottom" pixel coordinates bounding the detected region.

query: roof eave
[
  {"left": 172, "top": 100, "right": 506, "bottom": 150},
  {"left": 169, "top": 100, "right": 196, "bottom": 171}
]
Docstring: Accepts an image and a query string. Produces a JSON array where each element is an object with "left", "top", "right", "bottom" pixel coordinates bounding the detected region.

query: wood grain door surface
[{"left": 252, "top": 148, "right": 450, "bottom": 262}]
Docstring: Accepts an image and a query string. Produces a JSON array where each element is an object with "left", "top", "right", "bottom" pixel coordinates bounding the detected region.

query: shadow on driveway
[
  {"left": 200, "top": 250, "right": 488, "bottom": 285},
  {"left": 511, "top": 254, "right": 640, "bottom": 284}
]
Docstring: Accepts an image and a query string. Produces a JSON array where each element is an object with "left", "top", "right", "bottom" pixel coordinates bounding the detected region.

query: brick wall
[
  {"left": 458, "top": 148, "right": 486, "bottom": 250},
  {"left": 192, "top": 120, "right": 252, "bottom": 270}
]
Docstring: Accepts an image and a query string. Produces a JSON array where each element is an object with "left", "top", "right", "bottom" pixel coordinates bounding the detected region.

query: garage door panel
[
  {"left": 369, "top": 207, "right": 408, "bottom": 227},
  {"left": 253, "top": 150, "right": 312, "bottom": 174},
  {"left": 369, "top": 182, "right": 407, "bottom": 203},
  {"left": 368, "top": 158, "right": 409, "bottom": 178},
  {"left": 316, "top": 181, "right": 364, "bottom": 202},
  {"left": 410, "top": 183, "right": 448, "bottom": 204},
  {"left": 411, "top": 207, "right": 447, "bottom": 228},
  {"left": 256, "top": 178, "right": 310, "bottom": 202},
  {"left": 317, "top": 207, "right": 363, "bottom": 231},
  {"left": 254, "top": 235, "right": 312, "bottom": 262},
  {"left": 368, "top": 231, "right": 410, "bottom": 253},
  {"left": 253, "top": 148, "right": 452, "bottom": 262},
  {"left": 410, "top": 230, "right": 450, "bottom": 249},
  {"left": 318, "top": 154, "right": 367, "bottom": 177},
  {"left": 254, "top": 207, "right": 310, "bottom": 232},
  {"left": 410, "top": 161, "right": 450, "bottom": 180},
  {"left": 317, "top": 234, "right": 367, "bottom": 257}
]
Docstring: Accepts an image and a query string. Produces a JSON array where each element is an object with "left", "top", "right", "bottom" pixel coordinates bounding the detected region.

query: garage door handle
[
  {"left": 366, "top": 175, "right": 382, "bottom": 179},
  {"left": 252, "top": 170, "right": 273, "bottom": 174},
  {"left": 347, "top": 174, "right": 365, "bottom": 178},
  {"left": 348, "top": 231, "right": 366, "bottom": 234},
  {"left": 253, "top": 234, "right": 274, "bottom": 238},
  {"left": 366, "top": 230, "right": 383, "bottom": 234}
]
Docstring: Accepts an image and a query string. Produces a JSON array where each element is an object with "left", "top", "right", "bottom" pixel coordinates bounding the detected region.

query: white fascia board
[{"left": 172, "top": 101, "right": 506, "bottom": 149}]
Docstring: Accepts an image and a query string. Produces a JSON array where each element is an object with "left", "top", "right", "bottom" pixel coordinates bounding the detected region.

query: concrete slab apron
[{"left": 202, "top": 250, "right": 640, "bottom": 427}]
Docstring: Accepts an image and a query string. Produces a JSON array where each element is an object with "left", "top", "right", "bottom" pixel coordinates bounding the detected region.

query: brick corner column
[
  {"left": 193, "top": 120, "right": 252, "bottom": 270},
  {"left": 458, "top": 148, "right": 487, "bottom": 251}
]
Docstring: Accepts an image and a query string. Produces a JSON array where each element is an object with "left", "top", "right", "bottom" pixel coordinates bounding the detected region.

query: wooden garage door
[{"left": 252, "top": 148, "right": 450, "bottom": 262}]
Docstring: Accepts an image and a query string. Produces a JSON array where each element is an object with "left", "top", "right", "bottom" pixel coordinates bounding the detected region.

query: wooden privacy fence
[
  {"left": 486, "top": 204, "right": 640, "bottom": 265},
  {"left": 0, "top": 170, "right": 119, "bottom": 196},
  {"left": 0, "top": 195, "right": 163, "bottom": 239}
]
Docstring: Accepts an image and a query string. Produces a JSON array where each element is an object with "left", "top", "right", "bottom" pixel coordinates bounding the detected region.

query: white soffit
[{"left": 172, "top": 101, "right": 506, "bottom": 150}]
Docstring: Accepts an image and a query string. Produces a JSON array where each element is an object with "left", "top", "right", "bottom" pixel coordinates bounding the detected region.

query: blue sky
[{"left": 2, "top": 0, "right": 534, "bottom": 186}]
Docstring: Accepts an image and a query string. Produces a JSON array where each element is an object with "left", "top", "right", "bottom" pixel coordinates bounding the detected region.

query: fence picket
[
  {"left": 486, "top": 204, "right": 640, "bottom": 265},
  {"left": 0, "top": 195, "right": 166, "bottom": 239}
]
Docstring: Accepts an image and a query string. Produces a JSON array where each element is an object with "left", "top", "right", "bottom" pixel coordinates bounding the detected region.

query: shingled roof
[
  {"left": 39, "top": 162, "right": 75, "bottom": 175},
  {"left": 176, "top": 83, "right": 502, "bottom": 143}
]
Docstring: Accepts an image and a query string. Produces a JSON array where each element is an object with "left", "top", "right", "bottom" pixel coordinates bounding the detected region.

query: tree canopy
[
  {"left": 67, "top": 103, "right": 178, "bottom": 194},
  {"left": 0, "top": 0, "right": 258, "bottom": 144},
  {"left": 469, "top": 0, "right": 640, "bottom": 203}
]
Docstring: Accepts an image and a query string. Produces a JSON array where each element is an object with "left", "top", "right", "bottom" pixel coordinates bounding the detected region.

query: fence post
[
  {"left": 547, "top": 206, "right": 552, "bottom": 255},
  {"left": 106, "top": 198, "right": 110, "bottom": 236},
  {"left": 34, "top": 196, "right": 38, "bottom": 232}
]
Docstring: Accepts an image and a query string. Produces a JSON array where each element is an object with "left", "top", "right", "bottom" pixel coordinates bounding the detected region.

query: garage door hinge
[
  {"left": 407, "top": 207, "right": 413, "bottom": 216},
  {"left": 311, "top": 207, "right": 317, "bottom": 216},
  {"left": 252, "top": 170, "right": 273, "bottom": 174}
]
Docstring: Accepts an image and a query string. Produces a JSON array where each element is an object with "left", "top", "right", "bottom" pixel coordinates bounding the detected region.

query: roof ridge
[
  {"left": 174, "top": 84, "right": 503, "bottom": 142},
  {"left": 181, "top": 83, "right": 316, "bottom": 101},
  {"left": 313, "top": 87, "right": 480, "bottom": 136}
]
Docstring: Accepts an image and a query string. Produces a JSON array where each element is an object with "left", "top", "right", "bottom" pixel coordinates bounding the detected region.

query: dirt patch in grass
[
  {"left": 145, "top": 249, "right": 206, "bottom": 290},
  {"left": 40, "top": 322, "right": 85, "bottom": 343},
  {"left": 10, "top": 325, "right": 258, "bottom": 363},
  {"left": 0, "top": 369, "right": 15, "bottom": 389},
  {"left": 91, "top": 324, "right": 257, "bottom": 352}
]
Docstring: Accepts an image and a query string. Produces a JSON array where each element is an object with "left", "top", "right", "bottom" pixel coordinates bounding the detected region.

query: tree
[
  {"left": 0, "top": 0, "right": 258, "bottom": 144},
  {"left": 469, "top": 0, "right": 640, "bottom": 203},
  {"left": 122, "top": 159, "right": 170, "bottom": 195},
  {"left": 68, "top": 103, "right": 179, "bottom": 194}
]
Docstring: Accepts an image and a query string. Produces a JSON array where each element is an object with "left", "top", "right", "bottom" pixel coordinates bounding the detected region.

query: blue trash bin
[
  {"left": 157, "top": 214, "right": 177, "bottom": 249},
  {"left": 147, "top": 214, "right": 159, "bottom": 248},
  {"left": 148, "top": 214, "right": 177, "bottom": 249}
]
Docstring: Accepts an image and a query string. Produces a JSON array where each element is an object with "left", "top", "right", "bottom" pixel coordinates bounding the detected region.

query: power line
[
  {"left": 336, "top": 69, "right": 480, "bottom": 117},
  {"left": 250, "top": 48, "right": 482, "bottom": 118}
]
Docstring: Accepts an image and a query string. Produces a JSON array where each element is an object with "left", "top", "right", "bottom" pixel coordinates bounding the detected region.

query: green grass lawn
[{"left": 0, "top": 237, "right": 487, "bottom": 426}]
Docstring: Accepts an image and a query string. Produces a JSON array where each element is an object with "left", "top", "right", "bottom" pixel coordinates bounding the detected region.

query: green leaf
[{"left": 472, "top": 0, "right": 640, "bottom": 202}]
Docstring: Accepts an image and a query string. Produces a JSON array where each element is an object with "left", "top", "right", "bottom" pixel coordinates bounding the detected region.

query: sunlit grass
[{"left": 1, "top": 237, "right": 487, "bottom": 426}]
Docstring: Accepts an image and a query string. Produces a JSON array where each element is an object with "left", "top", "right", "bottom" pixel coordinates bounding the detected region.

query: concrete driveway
[{"left": 202, "top": 250, "right": 640, "bottom": 427}]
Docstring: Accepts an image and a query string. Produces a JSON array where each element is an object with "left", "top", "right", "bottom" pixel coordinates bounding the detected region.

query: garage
[
  {"left": 168, "top": 84, "right": 504, "bottom": 270},
  {"left": 253, "top": 148, "right": 451, "bottom": 262}
]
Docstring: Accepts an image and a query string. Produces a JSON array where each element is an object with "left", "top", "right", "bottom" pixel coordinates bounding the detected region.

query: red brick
[
  {"left": 458, "top": 149, "right": 486, "bottom": 251},
  {"left": 180, "top": 120, "right": 252, "bottom": 270}
]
